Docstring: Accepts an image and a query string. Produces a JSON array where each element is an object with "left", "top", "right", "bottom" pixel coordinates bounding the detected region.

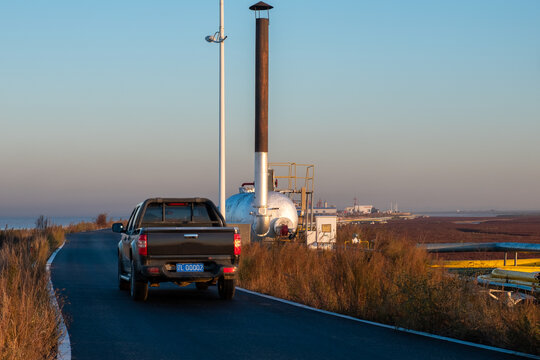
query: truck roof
[
  {"left": 134, "top": 198, "right": 225, "bottom": 228},
  {"left": 145, "top": 197, "right": 212, "bottom": 203},
  {"left": 137, "top": 197, "right": 215, "bottom": 207}
]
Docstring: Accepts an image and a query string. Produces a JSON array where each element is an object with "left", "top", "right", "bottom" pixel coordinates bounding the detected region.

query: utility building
[
  {"left": 313, "top": 207, "right": 337, "bottom": 216},
  {"left": 344, "top": 205, "right": 374, "bottom": 214},
  {"left": 307, "top": 215, "right": 337, "bottom": 250}
]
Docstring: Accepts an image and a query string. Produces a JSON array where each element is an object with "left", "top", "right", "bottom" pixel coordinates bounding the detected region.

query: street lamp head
[{"left": 205, "top": 32, "right": 227, "bottom": 44}]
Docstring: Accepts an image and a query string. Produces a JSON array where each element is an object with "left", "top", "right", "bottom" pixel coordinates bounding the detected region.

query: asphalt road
[{"left": 51, "top": 230, "right": 525, "bottom": 360}]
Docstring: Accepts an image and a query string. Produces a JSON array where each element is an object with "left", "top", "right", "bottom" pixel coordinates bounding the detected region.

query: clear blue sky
[{"left": 1, "top": 0, "right": 539, "bottom": 216}]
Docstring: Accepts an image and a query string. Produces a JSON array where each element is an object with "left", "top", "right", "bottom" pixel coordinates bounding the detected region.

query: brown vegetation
[
  {"left": 95, "top": 213, "right": 108, "bottom": 227},
  {"left": 0, "top": 227, "right": 65, "bottom": 360},
  {"left": 238, "top": 235, "right": 540, "bottom": 355},
  {"left": 64, "top": 214, "right": 120, "bottom": 234}
]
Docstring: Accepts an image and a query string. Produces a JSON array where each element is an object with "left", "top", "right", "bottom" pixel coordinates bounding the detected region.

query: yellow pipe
[
  {"left": 478, "top": 267, "right": 539, "bottom": 292},
  {"left": 490, "top": 267, "right": 540, "bottom": 282},
  {"left": 432, "top": 258, "right": 540, "bottom": 269}
]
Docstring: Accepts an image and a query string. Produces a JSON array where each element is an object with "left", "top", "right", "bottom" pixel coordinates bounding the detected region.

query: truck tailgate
[{"left": 145, "top": 227, "right": 236, "bottom": 257}]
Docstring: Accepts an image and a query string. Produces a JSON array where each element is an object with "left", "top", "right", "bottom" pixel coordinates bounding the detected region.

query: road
[{"left": 51, "top": 230, "right": 525, "bottom": 360}]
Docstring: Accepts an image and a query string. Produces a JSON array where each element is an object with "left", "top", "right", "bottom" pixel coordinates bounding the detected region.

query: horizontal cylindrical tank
[{"left": 226, "top": 190, "right": 298, "bottom": 239}]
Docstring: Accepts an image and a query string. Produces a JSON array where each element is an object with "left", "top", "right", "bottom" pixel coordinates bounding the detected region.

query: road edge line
[
  {"left": 47, "top": 242, "right": 71, "bottom": 360},
  {"left": 237, "top": 287, "right": 539, "bottom": 360}
]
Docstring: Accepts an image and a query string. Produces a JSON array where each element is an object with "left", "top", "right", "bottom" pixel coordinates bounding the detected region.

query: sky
[{"left": 1, "top": 0, "right": 539, "bottom": 217}]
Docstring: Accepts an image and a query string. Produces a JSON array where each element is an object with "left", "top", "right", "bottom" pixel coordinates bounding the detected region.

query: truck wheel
[
  {"left": 130, "top": 260, "right": 148, "bottom": 301},
  {"left": 118, "top": 253, "right": 130, "bottom": 291},
  {"left": 217, "top": 277, "right": 235, "bottom": 300},
  {"left": 195, "top": 282, "right": 208, "bottom": 291}
]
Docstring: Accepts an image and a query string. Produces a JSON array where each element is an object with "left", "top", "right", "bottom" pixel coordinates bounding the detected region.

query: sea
[{"left": 0, "top": 216, "right": 124, "bottom": 230}]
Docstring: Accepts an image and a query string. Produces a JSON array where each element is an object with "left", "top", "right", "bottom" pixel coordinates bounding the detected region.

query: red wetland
[{"left": 338, "top": 215, "right": 540, "bottom": 260}]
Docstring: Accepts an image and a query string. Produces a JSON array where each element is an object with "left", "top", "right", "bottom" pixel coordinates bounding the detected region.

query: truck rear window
[
  {"left": 165, "top": 204, "right": 191, "bottom": 222},
  {"left": 141, "top": 202, "right": 220, "bottom": 226}
]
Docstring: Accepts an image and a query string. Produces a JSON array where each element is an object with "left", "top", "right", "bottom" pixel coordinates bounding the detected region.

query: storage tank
[{"left": 226, "top": 187, "right": 298, "bottom": 239}]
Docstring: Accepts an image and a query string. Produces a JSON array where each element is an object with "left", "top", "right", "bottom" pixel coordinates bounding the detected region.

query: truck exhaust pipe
[{"left": 250, "top": 2, "right": 273, "bottom": 237}]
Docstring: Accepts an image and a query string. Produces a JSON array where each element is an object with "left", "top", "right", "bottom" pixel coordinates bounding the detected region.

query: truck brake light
[
  {"left": 234, "top": 234, "right": 241, "bottom": 255},
  {"left": 137, "top": 234, "right": 148, "bottom": 256}
]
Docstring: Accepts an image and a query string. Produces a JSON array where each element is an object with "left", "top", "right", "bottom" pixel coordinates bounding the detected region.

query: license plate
[{"left": 176, "top": 263, "right": 204, "bottom": 272}]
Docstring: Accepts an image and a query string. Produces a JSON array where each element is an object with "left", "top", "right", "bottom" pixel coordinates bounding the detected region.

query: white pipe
[
  {"left": 218, "top": 0, "right": 226, "bottom": 220},
  {"left": 253, "top": 151, "right": 270, "bottom": 236},
  {"left": 254, "top": 152, "right": 268, "bottom": 213}
]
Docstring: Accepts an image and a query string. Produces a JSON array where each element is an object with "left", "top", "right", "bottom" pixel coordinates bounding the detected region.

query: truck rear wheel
[
  {"left": 118, "top": 253, "right": 129, "bottom": 291},
  {"left": 217, "top": 277, "right": 235, "bottom": 300},
  {"left": 130, "top": 260, "right": 148, "bottom": 301}
]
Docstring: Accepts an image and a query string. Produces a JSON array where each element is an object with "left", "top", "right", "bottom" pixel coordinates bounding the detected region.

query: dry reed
[{"left": 0, "top": 230, "right": 61, "bottom": 360}]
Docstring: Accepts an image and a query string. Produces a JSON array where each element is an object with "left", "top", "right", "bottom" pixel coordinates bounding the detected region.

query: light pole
[{"left": 206, "top": 0, "right": 227, "bottom": 219}]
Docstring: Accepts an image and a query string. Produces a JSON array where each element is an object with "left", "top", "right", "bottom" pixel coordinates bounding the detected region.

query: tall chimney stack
[{"left": 250, "top": 2, "right": 273, "bottom": 237}]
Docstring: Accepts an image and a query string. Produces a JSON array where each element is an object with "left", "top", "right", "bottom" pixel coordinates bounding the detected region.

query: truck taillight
[
  {"left": 137, "top": 234, "right": 148, "bottom": 256},
  {"left": 234, "top": 234, "right": 241, "bottom": 255}
]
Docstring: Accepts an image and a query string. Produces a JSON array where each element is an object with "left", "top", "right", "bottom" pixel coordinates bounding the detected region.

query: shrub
[{"left": 95, "top": 213, "right": 108, "bottom": 227}]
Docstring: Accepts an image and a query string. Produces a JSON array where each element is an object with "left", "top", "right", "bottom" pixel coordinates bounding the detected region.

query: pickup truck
[{"left": 112, "top": 198, "right": 241, "bottom": 301}]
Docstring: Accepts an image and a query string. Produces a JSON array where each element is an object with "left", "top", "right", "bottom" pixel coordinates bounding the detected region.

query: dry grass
[
  {"left": 0, "top": 230, "right": 62, "bottom": 360},
  {"left": 238, "top": 234, "right": 540, "bottom": 355}
]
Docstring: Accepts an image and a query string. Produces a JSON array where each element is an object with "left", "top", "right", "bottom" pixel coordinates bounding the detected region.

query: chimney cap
[{"left": 249, "top": 2, "right": 273, "bottom": 11}]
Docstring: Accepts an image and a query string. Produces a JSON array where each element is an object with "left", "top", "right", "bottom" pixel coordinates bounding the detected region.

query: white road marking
[
  {"left": 237, "top": 287, "right": 539, "bottom": 359},
  {"left": 47, "top": 242, "right": 71, "bottom": 360}
]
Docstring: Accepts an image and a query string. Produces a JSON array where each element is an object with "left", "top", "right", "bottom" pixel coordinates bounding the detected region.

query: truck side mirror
[{"left": 112, "top": 223, "right": 125, "bottom": 233}]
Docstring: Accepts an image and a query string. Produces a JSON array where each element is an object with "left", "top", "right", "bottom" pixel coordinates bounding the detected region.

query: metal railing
[
  {"left": 269, "top": 162, "right": 314, "bottom": 194},
  {"left": 269, "top": 162, "right": 315, "bottom": 232}
]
